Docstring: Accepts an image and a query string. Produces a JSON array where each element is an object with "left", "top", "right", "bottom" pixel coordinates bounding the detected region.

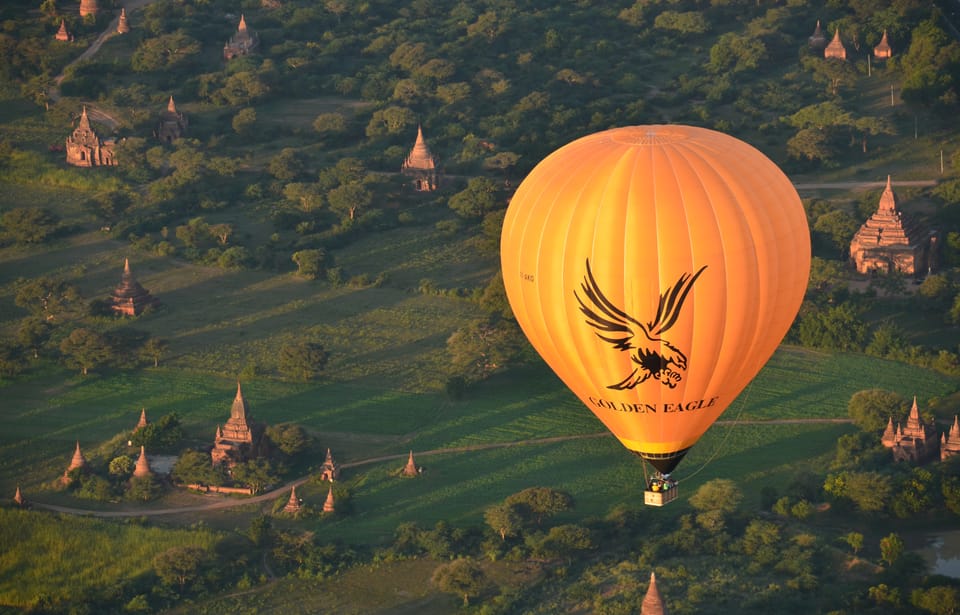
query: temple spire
[
  {"left": 167, "top": 96, "right": 177, "bottom": 114},
  {"left": 117, "top": 8, "right": 130, "bottom": 34},
  {"left": 283, "top": 485, "right": 302, "bottom": 513},
  {"left": 78, "top": 107, "right": 92, "bottom": 132},
  {"left": 323, "top": 486, "right": 335, "bottom": 513},
  {"left": 402, "top": 450, "right": 419, "bottom": 476},
  {"left": 231, "top": 381, "right": 249, "bottom": 421},
  {"left": 133, "top": 445, "right": 152, "bottom": 478},
  {"left": 14, "top": 485, "right": 25, "bottom": 507},
  {"left": 641, "top": 572, "right": 668, "bottom": 615},
  {"left": 136, "top": 408, "right": 148, "bottom": 431},
  {"left": 238, "top": 14, "right": 248, "bottom": 32},
  {"left": 877, "top": 175, "right": 898, "bottom": 214}
]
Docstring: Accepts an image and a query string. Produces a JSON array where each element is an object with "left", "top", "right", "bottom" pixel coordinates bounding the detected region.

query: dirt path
[{"left": 29, "top": 420, "right": 853, "bottom": 518}]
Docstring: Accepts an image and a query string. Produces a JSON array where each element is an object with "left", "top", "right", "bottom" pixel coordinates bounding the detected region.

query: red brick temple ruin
[
  {"left": 55, "top": 19, "right": 73, "bottom": 42},
  {"left": 881, "top": 397, "right": 940, "bottom": 464},
  {"left": 156, "top": 96, "right": 188, "bottom": 143},
  {"left": 642, "top": 572, "right": 667, "bottom": 615},
  {"left": 402, "top": 450, "right": 419, "bottom": 477},
  {"left": 401, "top": 125, "right": 440, "bottom": 191},
  {"left": 135, "top": 408, "right": 148, "bottom": 432},
  {"left": 133, "top": 446, "right": 153, "bottom": 478},
  {"left": 319, "top": 448, "right": 340, "bottom": 482},
  {"left": 79, "top": 0, "right": 99, "bottom": 18},
  {"left": 323, "top": 486, "right": 335, "bottom": 513},
  {"left": 849, "top": 176, "right": 936, "bottom": 276},
  {"left": 223, "top": 14, "right": 258, "bottom": 60},
  {"left": 110, "top": 259, "right": 159, "bottom": 316},
  {"left": 808, "top": 20, "right": 826, "bottom": 50},
  {"left": 874, "top": 30, "right": 892, "bottom": 59},
  {"left": 117, "top": 8, "right": 130, "bottom": 34},
  {"left": 62, "top": 441, "right": 88, "bottom": 484},
  {"left": 14, "top": 485, "right": 26, "bottom": 507},
  {"left": 66, "top": 107, "right": 116, "bottom": 167},
  {"left": 942, "top": 416, "right": 960, "bottom": 462},
  {"left": 211, "top": 382, "right": 261, "bottom": 467},
  {"left": 824, "top": 29, "right": 847, "bottom": 60},
  {"left": 283, "top": 486, "right": 302, "bottom": 514}
]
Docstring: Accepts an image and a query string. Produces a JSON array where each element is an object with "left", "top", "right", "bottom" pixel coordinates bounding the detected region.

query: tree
[
  {"left": 266, "top": 424, "right": 310, "bottom": 456},
  {"left": 446, "top": 318, "right": 524, "bottom": 383},
  {"left": 843, "top": 531, "right": 864, "bottom": 555},
  {"left": 845, "top": 471, "right": 893, "bottom": 512},
  {"left": 209, "top": 223, "right": 233, "bottom": 245},
  {"left": 528, "top": 524, "right": 593, "bottom": 560},
  {"left": 291, "top": 249, "right": 327, "bottom": 279},
  {"left": 284, "top": 183, "right": 325, "bottom": 212},
  {"left": 900, "top": 19, "right": 960, "bottom": 107},
  {"left": 327, "top": 183, "right": 372, "bottom": 221},
  {"left": 171, "top": 450, "right": 226, "bottom": 486},
  {"left": 431, "top": 558, "right": 486, "bottom": 606},
  {"left": 139, "top": 337, "right": 168, "bottom": 368},
  {"left": 232, "top": 107, "right": 257, "bottom": 136},
  {"left": 848, "top": 389, "right": 907, "bottom": 432},
  {"left": 2, "top": 207, "right": 59, "bottom": 244},
  {"left": 689, "top": 478, "right": 742, "bottom": 515},
  {"left": 108, "top": 455, "right": 135, "bottom": 477},
  {"left": 504, "top": 487, "right": 573, "bottom": 526},
  {"left": 912, "top": 586, "right": 960, "bottom": 615},
  {"left": 277, "top": 341, "right": 329, "bottom": 381},
  {"left": 879, "top": 532, "right": 904, "bottom": 566},
  {"left": 153, "top": 545, "right": 208, "bottom": 591},
  {"left": 131, "top": 31, "right": 201, "bottom": 72},
  {"left": 231, "top": 458, "right": 278, "bottom": 494},
  {"left": 17, "top": 317, "right": 50, "bottom": 359},
  {"left": 132, "top": 413, "right": 185, "bottom": 450},
  {"left": 60, "top": 328, "right": 113, "bottom": 376},
  {"left": 813, "top": 210, "right": 859, "bottom": 256},
  {"left": 313, "top": 112, "right": 346, "bottom": 135},
  {"left": 449, "top": 177, "right": 499, "bottom": 220},
  {"left": 127, "top": 475, "right": 162, "bottom": 501},
  {"left": 366, "top": 106, "right": 416, "bottom": 136},
  {"left": 268, "top": 148, "right": 305, "bottom": 181},
  {"left": 484, "top": 503, "right": 524, "bottom": 541}
]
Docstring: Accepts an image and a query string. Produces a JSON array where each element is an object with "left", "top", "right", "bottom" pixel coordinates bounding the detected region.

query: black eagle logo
[{"left": 575, "top": 260, "right": 707, "bottom": 390}]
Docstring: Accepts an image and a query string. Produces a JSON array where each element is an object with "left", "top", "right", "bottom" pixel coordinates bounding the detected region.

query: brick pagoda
[
  {"left": 156, "top": 96, "right": 187, "bottom": 143},
  {"left": 223, "top": 14, "right": 258, "bottom": 60},
  {"left": 401, "top": 125, "right": 440, "bottom": 191},
  {"left": 110, "top": 259, "right": 159, "bottom": 316},
  {"left": 849, "top": 176, "right": 935, "bottom": 276},
  {"left": 881, "top": 397, "right": 939, "bottom": 464},
  {"left": 66, "top": 107, "right": 116, "bottom": 167},
  {"left": 941, "top": 416, "right": 960, "bottom": 461},
  {"left": 211, "top": 382, "right": 260, "bottom": 467}
]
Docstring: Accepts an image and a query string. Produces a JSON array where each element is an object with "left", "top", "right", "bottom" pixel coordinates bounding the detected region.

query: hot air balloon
[{"left": 500, "top": 125, "right": 809, "bottom": 505}]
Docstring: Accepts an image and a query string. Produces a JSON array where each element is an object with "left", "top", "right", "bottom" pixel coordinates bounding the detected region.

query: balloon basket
[{"left": 644, "top": 486, "right": 678, "bottom": 507}]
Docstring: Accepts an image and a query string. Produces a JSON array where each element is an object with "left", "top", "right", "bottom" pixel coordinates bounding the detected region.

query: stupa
[
  {"left": 322, "top": 486, "right": 335, "bottom": 513},
  {"left": 881, "top": 397, "right": 939, "bottom": 464},
  {"left": 156, "top": 96, "right": 187, "bottom": 143},
  {"left": 874, "top": 30, "right": 892, "bottom": 59},
  {"left": 55, "top": 19, "right": 73, "bottom": 42},
  {"left": 642, "top": 572, "right": 668, "bottom": 615},
  {"left": 849, "top": 176, "right": 935, "bottom": 276},
  {"left": 808, "top": 20, "right": 826, "bottom": 50},
  {"left": 211, "top": 382, "right": 258, "bottom": 466},
  {"left": 117, "top": 8, "right": 130, "bottom": 34},
  {"left": 110, "top": 259, "right": 159, "bottom": 316},
  {"left": 941, "top": 416, "right": 960, "bottom": 461},
  {"left": 79, "top": 0, "right": 99, "bottom": 17},
  {"left": 319, "top": 448, "right": 340, "bottom": 482},
  {"left": 223, "top": 14, "right": 259, "bottom": 60},
  {"left": 62, "top": 441, "right": 88, "bottom": 484},
  {"left": 133, "top": 446, "right": 153, "bottom": 478},
  {"left": 824, "top": 29, "right": 847, "bottom": 60},
  {"left": 65, "top": 107, "right": 117, "bottom": 167},
  {"left": 401, "top": 125, "right": 439, "bottom": 191},
  {"left": 402, "top": 450, "right": 419, "bottom": 477},
  {"left": 283, "top": 486, "right": 302, "bottom": 514}
]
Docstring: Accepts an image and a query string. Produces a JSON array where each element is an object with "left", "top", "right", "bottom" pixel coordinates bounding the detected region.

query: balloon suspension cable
[{"left": 672, "top": 380, "right": 755, "bottom": 483}]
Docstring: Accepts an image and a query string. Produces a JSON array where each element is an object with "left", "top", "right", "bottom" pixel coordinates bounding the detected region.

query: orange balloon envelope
[{"left": 500, "top": 125, "right": 810, "bottom": 474}]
